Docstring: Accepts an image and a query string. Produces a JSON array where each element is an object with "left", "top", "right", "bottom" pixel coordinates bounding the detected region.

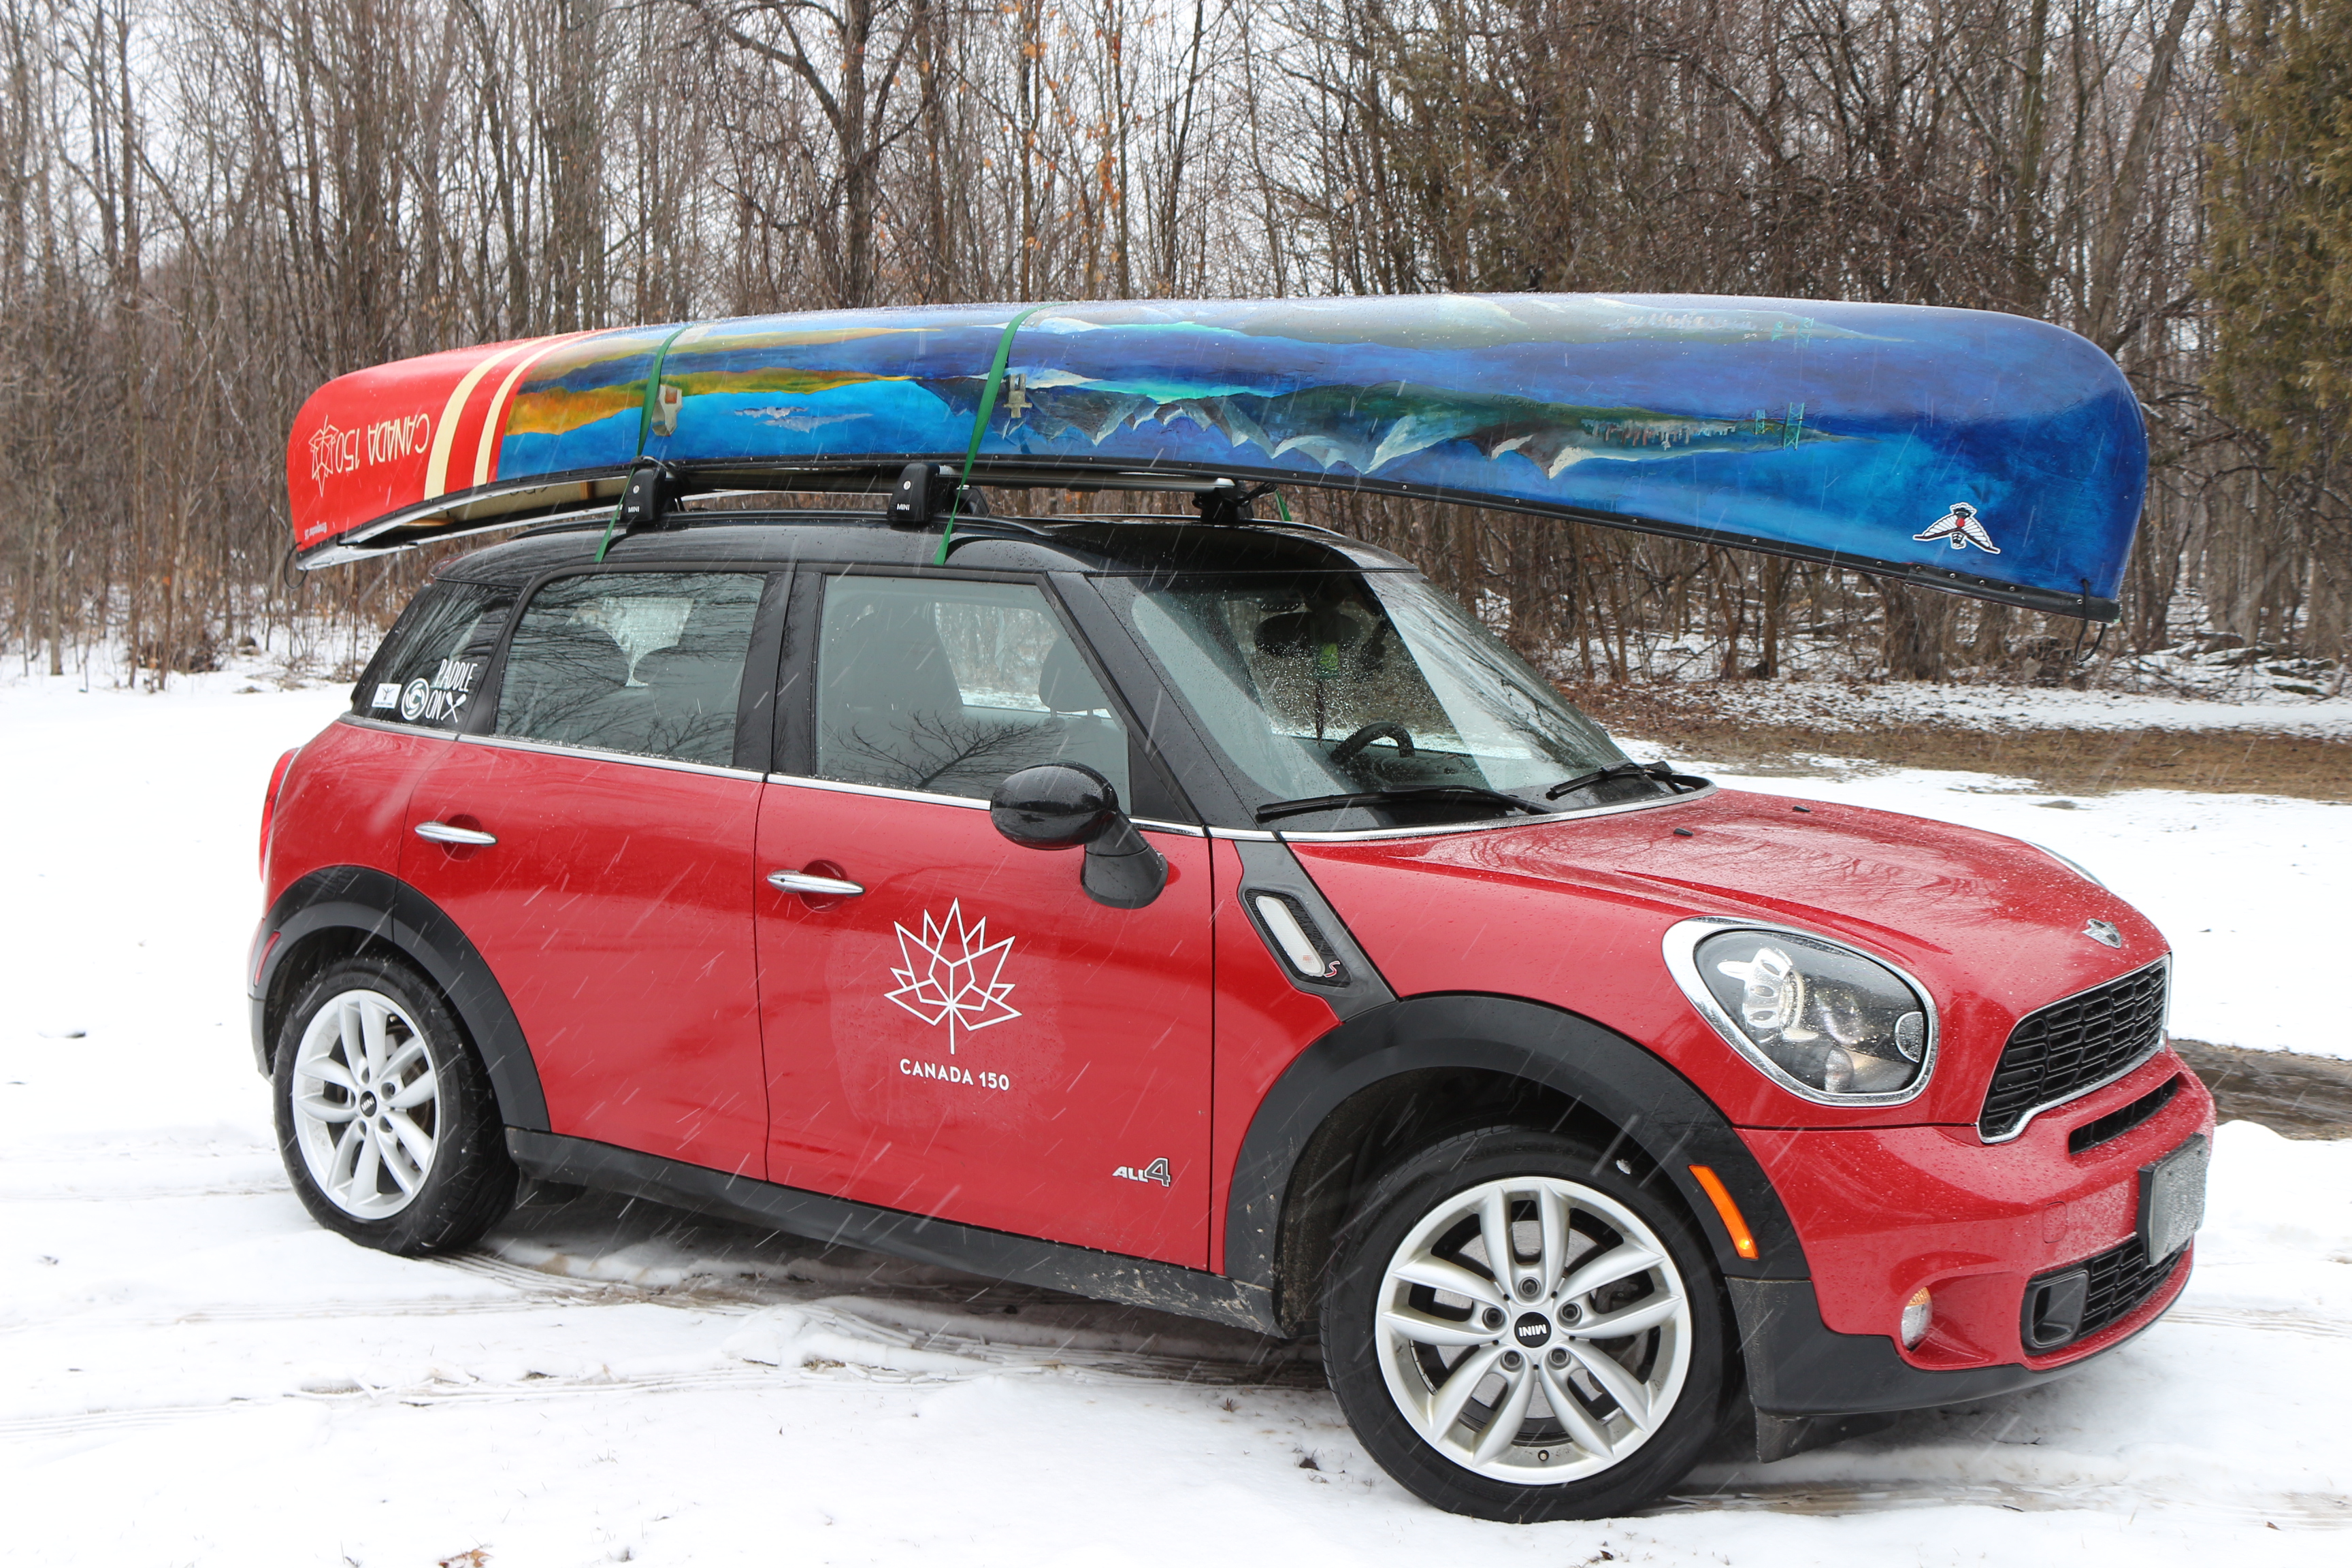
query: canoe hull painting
[{"left": 285, "top": 295, "right": 2146, "bottom": 617}]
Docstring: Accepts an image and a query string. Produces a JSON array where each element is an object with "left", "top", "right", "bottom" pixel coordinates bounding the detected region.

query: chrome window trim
[
  {"left": 340, "top": 713, "right": 459, "bottom": 741},
  {"left": 1978, "top": 955, "right": 2172, "bottom": 1145},
  {"left": 1661, "top": 915, "right": 1941, "bottom": 1110},
  {"left": 758, "top": 770, "right": 1205, "bottom": 835},
  {"left": 1206, "top": 781, "right": 1712, "bottom": 843},
  {"left": 455, "top": 729, "right": 768, "bottom": 783}
]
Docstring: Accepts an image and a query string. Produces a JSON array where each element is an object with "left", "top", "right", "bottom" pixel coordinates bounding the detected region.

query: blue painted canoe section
[{"left": 487, "top": 295, "right": 2144, "bottom": 617}]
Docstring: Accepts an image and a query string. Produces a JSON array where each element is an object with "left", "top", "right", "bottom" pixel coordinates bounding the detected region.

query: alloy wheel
[
  {"left": 1373, "top": 1174, "right": 1693, "bottom": 1484},
  {"left": 288, "top": 987, "right": 443, "bottom": 1220}
]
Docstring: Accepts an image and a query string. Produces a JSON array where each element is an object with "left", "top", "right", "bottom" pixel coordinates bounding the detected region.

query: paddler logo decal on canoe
[{"left": 1915, "top": 502, "right": 2000, "bottom": 555}]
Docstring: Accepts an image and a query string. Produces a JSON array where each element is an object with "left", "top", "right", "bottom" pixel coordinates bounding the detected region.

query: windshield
[{"left": 1113, "top": 569, "right": 1642, "bottom": 828}]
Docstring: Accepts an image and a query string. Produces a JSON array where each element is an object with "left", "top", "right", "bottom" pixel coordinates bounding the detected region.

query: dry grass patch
[{"left": 1565, "top": 683, "right": 2352, "bottom": 802}]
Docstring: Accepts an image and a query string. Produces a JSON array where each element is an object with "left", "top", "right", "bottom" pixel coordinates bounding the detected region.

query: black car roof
[{"left": 434, "top": 511, "right": 1415, "bottom": 587}]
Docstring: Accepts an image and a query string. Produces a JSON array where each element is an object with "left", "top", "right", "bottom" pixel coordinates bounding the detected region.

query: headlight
[{"left": 1663, "top": 921, "right": 1937, "bottom": 1105}]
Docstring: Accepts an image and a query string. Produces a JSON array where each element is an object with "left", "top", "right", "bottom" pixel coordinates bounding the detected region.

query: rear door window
[
  {"left": 495, "top": 572, "right": 766, "bottom": 767},
  {"left": 355, "top": 580, "right": 516, "bottom": 731}
]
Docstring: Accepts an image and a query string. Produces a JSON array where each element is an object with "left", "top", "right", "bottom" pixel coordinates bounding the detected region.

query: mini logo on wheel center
[{"left": 1512, "top": 1312, "right": 1553, "bottom": 1348}]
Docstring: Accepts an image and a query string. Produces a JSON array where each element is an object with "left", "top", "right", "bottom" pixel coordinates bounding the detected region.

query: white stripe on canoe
[
  {"left": 474, "top": 331, "right": 596, "bottom": 489},
  {"left": 423, "top": 341, "right": 530, "bottom": 498}
]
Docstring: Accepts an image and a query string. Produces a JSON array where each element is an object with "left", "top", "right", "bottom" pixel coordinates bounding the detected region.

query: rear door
[
  {"left": 754, "top": 570, "right": 1214, "bottom": 1266},
  {"left": 275, "top": 581, "right": 521, "bottom": 899},
  {"left": 402, "top": 568, "right": 783, "bottom": 1175}
]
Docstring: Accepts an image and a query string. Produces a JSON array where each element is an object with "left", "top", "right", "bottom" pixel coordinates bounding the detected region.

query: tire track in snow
[
  {"left": 1656, "top": 1478, "right": 2352, "bottom": 1529},
  {"left": 0, "top": 1182, "right": 290, "bottom": 1202},
  {"left": 0, "top": 1296, "right": 1319, "bottom": 1447},
  {"left": 2161, "top": 1305, "right": 2352, "bottom": 1339},
  {"left": 0, "top": 1253, "right": 696, "bottom": 1339}
]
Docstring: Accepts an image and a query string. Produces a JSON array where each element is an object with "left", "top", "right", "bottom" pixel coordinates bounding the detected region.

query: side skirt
[{"left": 507, "top": 1129, "right": 1281, "bottom": 1336}]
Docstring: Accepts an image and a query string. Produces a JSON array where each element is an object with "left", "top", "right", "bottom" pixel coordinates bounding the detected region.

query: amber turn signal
[
  {"left": 1901, "top": 1286, "right": 1935, "bottom": 1348},
  {"left": 1687, "top": 1164, "right": 1759, "bottom": 1260}
]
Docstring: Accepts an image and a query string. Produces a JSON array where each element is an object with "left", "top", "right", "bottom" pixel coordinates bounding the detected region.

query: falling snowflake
[{"left": 885, "top": 900, "right": 1020, "bottom": 1051}]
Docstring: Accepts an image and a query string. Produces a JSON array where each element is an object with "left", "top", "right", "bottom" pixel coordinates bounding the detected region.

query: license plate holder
[{"left": 2138, "top": 1132, "right": 2208, "bottom": 1266}]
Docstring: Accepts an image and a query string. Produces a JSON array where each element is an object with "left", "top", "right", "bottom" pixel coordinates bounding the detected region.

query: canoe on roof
[{"left": 285, "top": 293, "right": 2146, "bottom": 619}]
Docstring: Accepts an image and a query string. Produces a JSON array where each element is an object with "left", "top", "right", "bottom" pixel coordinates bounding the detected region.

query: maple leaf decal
[{"left": 885, "top": 900, "right": 1020, "bottom": 1051}]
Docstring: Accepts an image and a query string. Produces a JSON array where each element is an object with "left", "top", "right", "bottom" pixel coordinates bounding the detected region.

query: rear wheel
[
  {"left": 1321, "top": 1127, "right": 1729, "bottom": 1520},
  {"left": 272, "top": 955, "right": 514, "bottom": 1255}
]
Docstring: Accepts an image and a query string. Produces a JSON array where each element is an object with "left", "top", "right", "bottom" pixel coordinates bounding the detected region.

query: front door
[
  {"left": 403, "top": 568, "right": 776, "bottom": 1175},
  {"left": 755, "top": 572, "right": 1213, "bottom": 1267}
]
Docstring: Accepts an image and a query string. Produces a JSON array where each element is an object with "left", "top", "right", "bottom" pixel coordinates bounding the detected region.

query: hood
[{"left": 1290, "top": 787, "right": 2170, "bottom": 1129}]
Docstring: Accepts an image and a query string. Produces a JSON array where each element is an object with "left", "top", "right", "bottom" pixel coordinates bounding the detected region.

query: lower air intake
[{"left": 2023, "top": 1237, "right": 2187, "bottom": 1353}]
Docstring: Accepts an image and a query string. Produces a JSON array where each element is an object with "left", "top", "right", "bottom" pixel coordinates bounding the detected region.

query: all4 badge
[
  {"left": 1114, "top": 1158, "right": 1173, "bottom": 1188},
  {"left": 1914, "top": 502, "right": 2001, "bottom": 554},
  {"left": 885, "top": 900, "right": 1020, "bottom": 1051}
]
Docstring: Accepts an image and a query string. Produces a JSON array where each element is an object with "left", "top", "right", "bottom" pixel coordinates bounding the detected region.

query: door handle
[
  {"left": 767, "top": 869, "right": 865, "bottom": 897},
  {"left": 416, "top": 821, "right": 498, "bottom": 847}
]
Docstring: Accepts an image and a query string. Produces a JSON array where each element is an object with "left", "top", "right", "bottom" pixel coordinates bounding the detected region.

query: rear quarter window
[{"left": 353, "top": 581, "right": 517, "bottom": 730}]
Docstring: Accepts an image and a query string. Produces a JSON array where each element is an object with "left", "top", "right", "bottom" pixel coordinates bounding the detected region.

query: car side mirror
[{"left": 990, "top": 763, "right": 1168, "bottom": 911}]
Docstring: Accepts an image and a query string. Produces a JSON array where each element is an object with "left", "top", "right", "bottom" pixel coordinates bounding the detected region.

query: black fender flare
[
  {"left": 248, "top": 865, "right": 549, "bottom": 1131},
  {"left": 1222, "top": 993, "right": 1810, "bottom": 1316}
]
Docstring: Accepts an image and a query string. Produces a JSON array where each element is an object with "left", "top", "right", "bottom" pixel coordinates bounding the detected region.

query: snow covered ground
[
  {"left": 1618, "top": 677, "right": 2352, "bottom": 739},
  {"left": 3, "top": 671, "right": 2349, "bottom": 1565}
]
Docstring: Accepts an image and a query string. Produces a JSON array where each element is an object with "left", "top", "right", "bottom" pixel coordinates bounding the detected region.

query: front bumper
[
  {"left": 246, "top": 917, "right": 278, "bottom": 1075},
  {"left": 1731, "top": 1248, "right": 2189, "bottom": 1418},
  {"left": 1731, "top": 1046, "right": 2211, "bottom": 1415}
]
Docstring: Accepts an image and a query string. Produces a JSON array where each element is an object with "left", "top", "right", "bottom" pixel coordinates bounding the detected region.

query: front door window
[{"left": 814, "top": 575, "right": 1130, "bottom": 800}]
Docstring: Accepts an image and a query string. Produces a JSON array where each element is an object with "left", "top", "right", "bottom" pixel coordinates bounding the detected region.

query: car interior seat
[
  {"left": 501, "top": 618, "right": 632, "bottom": 748},
  {"left": 636, "top": 608, "right": 751, "bottom": 766},
  {"left": 817, "top": 598, "right": 966, "bottom": 785}
]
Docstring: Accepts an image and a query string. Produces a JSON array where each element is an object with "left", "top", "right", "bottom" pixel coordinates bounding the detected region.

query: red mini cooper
[{"left": 254, "top": 295, "right": 2207, "bottom": 1520}]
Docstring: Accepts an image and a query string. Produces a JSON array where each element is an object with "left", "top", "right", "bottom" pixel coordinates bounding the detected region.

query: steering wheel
[{"left": 1329, "top": 719, "right": 1416, "bottom": 766}]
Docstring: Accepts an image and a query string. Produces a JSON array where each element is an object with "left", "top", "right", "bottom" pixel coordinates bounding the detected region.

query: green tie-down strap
[
  {"left": 596, "top": 323, "right": 695, "bottom": 564},
  {"left": 936, "top": 304, "right": 1059, "bottom": 564}
]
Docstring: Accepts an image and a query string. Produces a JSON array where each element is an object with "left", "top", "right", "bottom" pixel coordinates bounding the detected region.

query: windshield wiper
[
  {"left": 1544, "top": 761, "right": 1686, "bottom": 801},
  {"left": 1254, "top": 785, "right": 1553, "bottom": 825}
]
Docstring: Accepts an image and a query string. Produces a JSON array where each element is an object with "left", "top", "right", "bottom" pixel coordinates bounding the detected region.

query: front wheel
[
  {"left": 272, "top": 955, "right": 515, "bottom": 1255},
  {"left": 1321, "top": 1127, "right": 1730, "bottom": 1520}
]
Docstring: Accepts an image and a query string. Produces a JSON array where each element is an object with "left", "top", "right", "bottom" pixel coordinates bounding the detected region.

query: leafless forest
[{"left": 0, "top": 0, "right": 2341, "bottom": 689}]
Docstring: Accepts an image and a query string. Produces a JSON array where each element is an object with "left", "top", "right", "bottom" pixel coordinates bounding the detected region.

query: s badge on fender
[{"left": 2082, "top": 919, "right": 2123, "bottom": 948}]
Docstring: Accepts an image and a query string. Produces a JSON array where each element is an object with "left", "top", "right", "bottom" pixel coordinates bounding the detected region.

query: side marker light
[
  {"left": 1901, "top": 1286, "right": 1934, "bottom": 1348},
  {"left": 1252, "top": 894, "right": 1341, "bottom": 981},
  {"left": 1687, "top": 1164, "right": 1759, "bottom": 1260}
]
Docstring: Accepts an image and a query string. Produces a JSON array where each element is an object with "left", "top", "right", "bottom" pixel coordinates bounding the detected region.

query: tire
[
  {"left": 272, "top": 954, "right": 516, "bottom": 1256},
  {"left": 1321, "top": 1126, "right": 1731, "bottom": 1521}
]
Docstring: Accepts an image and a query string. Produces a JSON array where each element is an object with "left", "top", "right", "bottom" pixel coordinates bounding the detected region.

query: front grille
[
  {"left": 2026, "top": 1236, "right": 2187, "bottom": 1352},
  {"left": 1980, "top": 961, "right": 2168, "bottom": 1140}
]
